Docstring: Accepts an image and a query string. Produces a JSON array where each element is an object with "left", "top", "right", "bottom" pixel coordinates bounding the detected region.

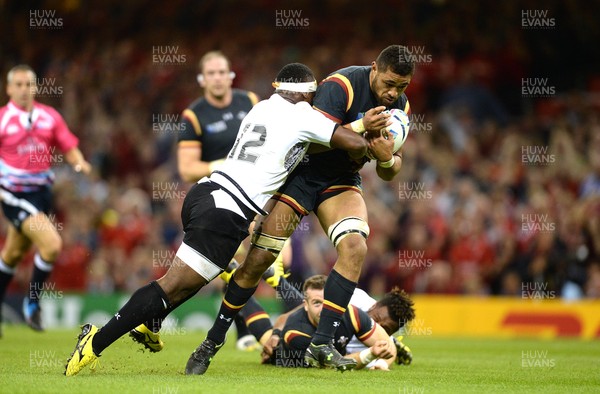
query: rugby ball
[
  {"left": 384, "top": 108, "right": 410, "bottom": 153},
  {"left": 365, "top": 108, "right": 410, "bottom": 160}
]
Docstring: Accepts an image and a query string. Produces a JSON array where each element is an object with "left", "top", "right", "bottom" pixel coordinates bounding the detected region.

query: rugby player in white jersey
[{"left": 65, "top": 63, "right": 368, "bottom": 376}]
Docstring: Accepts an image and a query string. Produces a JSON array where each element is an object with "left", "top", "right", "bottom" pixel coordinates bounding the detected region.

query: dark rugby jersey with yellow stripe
[
  {"left": 280, "top": 304, "right": 375, "bottom": 365},
  {"left": 311, "top": 65, "right": 410, "bottom": 175},
  {"left": 178, "top": 89, "right": 259, "bottom": 162}
]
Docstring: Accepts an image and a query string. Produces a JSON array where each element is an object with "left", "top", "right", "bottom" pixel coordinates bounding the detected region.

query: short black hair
[
  {"left": 378, "top": 287, "right": 415, "bottom": 329},
  {"left": 376, "top": 45, "right": 415, "bottom": 77},
  {"left": 275, "top": 62, "right": 315, "bottom": 84}
]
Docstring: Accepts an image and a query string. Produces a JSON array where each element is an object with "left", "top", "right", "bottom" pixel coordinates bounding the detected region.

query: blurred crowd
[{"left": 1, "top": 0, "right": 599, "bottom": 298}]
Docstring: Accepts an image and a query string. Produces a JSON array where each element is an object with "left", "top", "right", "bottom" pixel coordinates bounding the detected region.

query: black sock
[
  {"left": 206, "top": 279, "right": 257, "bottom": 345},
  {"left": 312, "top": 269, "right": 357, "bottom": 345},
  {"left": 226, "top": 282, "right": 251, "bottom": 340},
  {"left": 0, "top": 259, "right": 15, "bottom": 323},
  {"left": 234, "top": 314, "right": 251, "bottom": 339},
  {"left": 92, "top": 281, "right": 171, "bottom": 355},
  {"left": 276, "top": 277, "right": 303, "bottom": 310},
  {"left": 29, "top": 254, "right": 53, "bottom": 303},
  {"left": 239, "top": 297, "right": 272, "bottom": 341},
  {"left": 142, "top": 289, "right": 197, "bottom": 333}
]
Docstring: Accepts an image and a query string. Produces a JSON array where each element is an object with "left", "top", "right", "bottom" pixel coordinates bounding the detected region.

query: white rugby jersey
[{"left": 209, "top": 93, "right": 337, "bottom": 214}]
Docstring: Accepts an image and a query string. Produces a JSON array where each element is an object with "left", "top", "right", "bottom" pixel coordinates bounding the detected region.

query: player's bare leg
[
  {"left": 66, "top": 255, "right": 212, "bottom": 376},
  {"left": 186, "top": 200, "right": 301, "bottom": 375},
  {"left": 305, "top": 190, "right": 368, "bottom": 371},
  {"left": 0, "top": 225, "right": 32, "bottom": 336},
  {"left": 18, "top": 213, "right": 62, "bottom": 331}
]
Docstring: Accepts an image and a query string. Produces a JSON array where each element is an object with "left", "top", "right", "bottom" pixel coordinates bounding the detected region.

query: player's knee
[
  {"left": 237, "top": 254, "right": 274, "bottom": 283},
  {"left": 336, "top": 233, "right": 368, "bottom": 262},
  {"left": 39, "top": 235, "right": 62, "bottom": 262}
]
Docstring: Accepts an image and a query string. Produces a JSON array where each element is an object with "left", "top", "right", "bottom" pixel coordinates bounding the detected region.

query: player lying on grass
[
  {"left": 258, "top": 274, "right": 398, "bottom": 370},
  {"left": 64, "top": 63, "right": 368, "bottom": 377},
  {"left": 252, "top": 275, "right": 415, "bottom": 369}
]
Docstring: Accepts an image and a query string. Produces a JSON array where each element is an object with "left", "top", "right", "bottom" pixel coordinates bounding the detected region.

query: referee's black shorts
[{"left": 0, "top": 186, "right": 52, "bottom": 231}]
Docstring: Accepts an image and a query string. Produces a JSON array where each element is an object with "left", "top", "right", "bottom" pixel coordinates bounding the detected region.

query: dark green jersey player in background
[
  {"left": 188, "top": 45, "right": 415, "bottom": 374},
  {"left": 177, "top": 51, "right": 259, "bottom": 182}
]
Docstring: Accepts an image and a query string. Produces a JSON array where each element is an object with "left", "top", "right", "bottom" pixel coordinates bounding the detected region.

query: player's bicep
[{"left": 177, "top": 142, "right": 202, "bottom": 166}]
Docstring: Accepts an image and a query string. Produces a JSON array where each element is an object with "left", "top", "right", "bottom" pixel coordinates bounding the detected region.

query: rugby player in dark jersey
[
  {"left": 130, "top": 51, "right": 262, "bottom": 352},
  {"left": 190, "top": 45, "right": 415, "bottom": 373}
]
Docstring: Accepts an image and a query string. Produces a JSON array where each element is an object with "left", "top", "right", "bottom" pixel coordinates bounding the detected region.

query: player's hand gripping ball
[
  {"left": 383, "top": 108, "right": 410, "bottom": 153},
  {"left": 366, "top": 108, "right": 410, "bottom": 160}
]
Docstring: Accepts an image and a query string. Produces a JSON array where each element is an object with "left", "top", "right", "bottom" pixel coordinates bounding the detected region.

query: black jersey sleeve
[
  {"left": 348, "top": 305, "right": 376, "bottom": 343},
  {"left": 177, "top": 108, "right": 202, "bottom": 144}
]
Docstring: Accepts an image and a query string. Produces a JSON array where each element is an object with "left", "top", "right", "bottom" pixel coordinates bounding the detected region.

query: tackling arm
[
  {"left": 329, "top": 125, "right": 368, "bottom": 159},
  {"left": 345, "top": 323, "right": 397, "bottom": 370}
]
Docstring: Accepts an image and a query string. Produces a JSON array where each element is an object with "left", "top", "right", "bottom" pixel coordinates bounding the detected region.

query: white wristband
[
  {"left": 359, "top": 348, "right": 376, "bottom": 365},
  {"left": 377, "top": 156, "right": 395, "bottom": 168}
]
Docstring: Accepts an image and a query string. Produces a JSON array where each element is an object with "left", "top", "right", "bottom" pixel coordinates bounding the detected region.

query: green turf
[{"left": 1, "top": 325, "right": 598, "bottom": 394}]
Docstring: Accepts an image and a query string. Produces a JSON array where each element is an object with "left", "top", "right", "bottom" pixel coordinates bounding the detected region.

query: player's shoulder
[
  {"left": 35, "top": 102, "right": 64, "bottom": 120},
  {"left": 232, "top": 89, "right": 259, "bottom": 106},
  {"left": 185, "top": 96, "right": 207, "bottom": 112},
  {"left": 323, "top": 65, "right": 369, "bottom": 83},
  {"left": 284, "top": 307, "right": 314, "bottom": 332}
]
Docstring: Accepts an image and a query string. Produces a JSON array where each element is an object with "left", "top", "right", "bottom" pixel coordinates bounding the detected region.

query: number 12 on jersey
[{"left": 228, "top": 123, "right": 267, "bottom": 164}]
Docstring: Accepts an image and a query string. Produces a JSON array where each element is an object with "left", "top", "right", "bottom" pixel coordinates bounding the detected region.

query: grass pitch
[{"left": 1, "top": 325, "right": 598, "bottom": 394}]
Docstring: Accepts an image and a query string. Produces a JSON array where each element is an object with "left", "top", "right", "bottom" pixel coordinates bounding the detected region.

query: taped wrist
[
  {"left": 377, "top": 156, "right": 395, "bottom": 168},
  {"left": 360, "top": 348, "right": 376, "bottom": 365}
]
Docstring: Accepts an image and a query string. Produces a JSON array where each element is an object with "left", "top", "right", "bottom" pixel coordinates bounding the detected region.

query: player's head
[
  {"left": 368, "top": 287, "right": 415, "bottom": 335},
  {"left": 6, "top": 64, "right": 37, "bottom": 110},
  {"left": 302, "top": 274, "right": 326, "bottom": 326},
  {"left": 197, "top": 51, "right": 235, "bottom": 99},
  {"left": 272, "top": 63, "right": 318, "bottom": 105},
  {"left": 369, "top": 45, "right": 415, "bottom": 107}
]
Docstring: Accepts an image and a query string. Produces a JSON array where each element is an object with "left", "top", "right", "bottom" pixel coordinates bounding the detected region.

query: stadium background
[{"left": 1, "top": 0, "right": 600, "bottom": 337}]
